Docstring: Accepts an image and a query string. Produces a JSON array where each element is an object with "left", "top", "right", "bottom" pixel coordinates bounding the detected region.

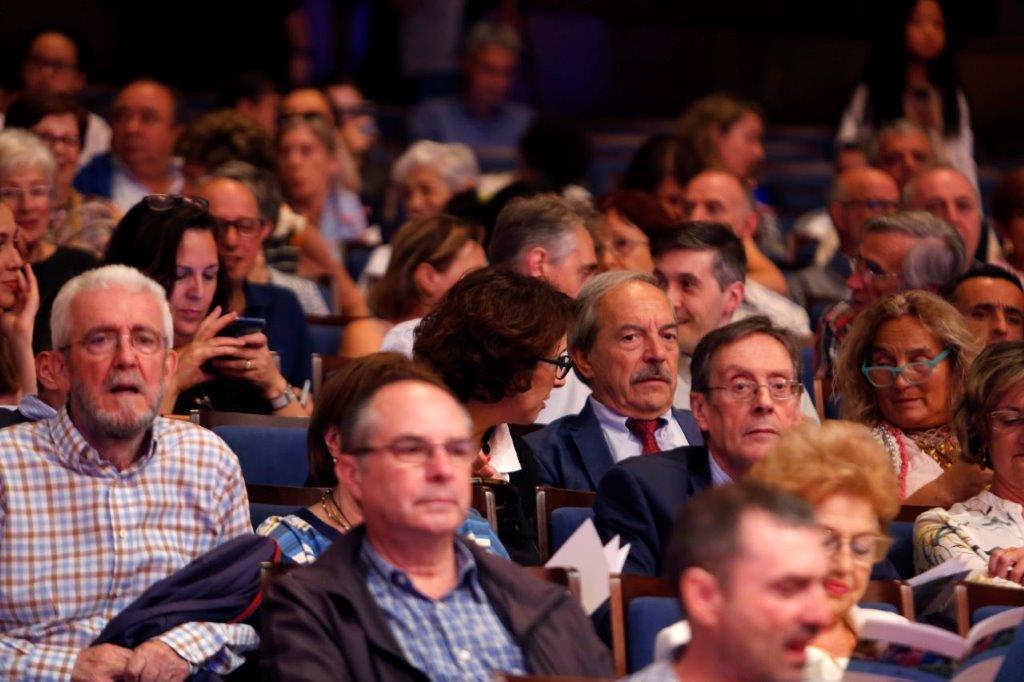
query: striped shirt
[
  {"left": 361, "top": 539, "right": 526, "bottom": 681},
  {"left": 0, "top": 409, "right": 257, "bottom": 679}
]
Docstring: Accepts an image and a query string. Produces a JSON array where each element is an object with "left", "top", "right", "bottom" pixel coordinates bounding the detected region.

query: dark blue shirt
[{"left": 243, "top": 281, "right": 312, "bottom": 387}]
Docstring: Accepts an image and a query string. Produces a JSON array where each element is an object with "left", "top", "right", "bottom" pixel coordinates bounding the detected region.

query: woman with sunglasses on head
[
  {"left": 104, "top": 194, "right": 310, "bottom": 416},
  {"left": 836, "top": 290, "right": 988, "bottom": 506},
  {"left": 916, "top": 341, "right": 1024, "bottom": 589}
]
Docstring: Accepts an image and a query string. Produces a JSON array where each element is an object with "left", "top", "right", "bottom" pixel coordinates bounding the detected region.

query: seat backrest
[
  {"left": 887, "top": 521, "right": 916, "bottom": 580},
  {"left": 215, "top": 425, "right": 309, "bottom": 486},
  {"left": 859, "top": 580, "right": 915, "bottom": 620},
  {"left": 609, "top": 573, "right": 676, "bottom": 677},
  {"left": 523, "top": 566, "right": 583, "bottom": 605},
  {"left": 896, "top": 505, "right": 931, "bottom": 523},
  {"left": 955, "top": 581, "right": 1024, "bottom": 637},
  {"left": 536, "top": 486, "right": 597, "bottom": 562},
  {"left": 627, "top": 596, "right": 684, "bottom": 672},
  {"left": 550, "top": 507, "right": 595, "bottom": 557},
  {"left": 471, "top": 484, "right": 498, "bottom": 532},
  {"left": 192, "top": 409, "right": 309, "bottom": 429},
  {"left": 250, "top": 502, "right": 300, "bottom": 530},
  {"left": 246, "top": 484, "right": 328, "bottom": 506},
  {"left": 308, "top": 323, "right": 342, "bottom": 358}
]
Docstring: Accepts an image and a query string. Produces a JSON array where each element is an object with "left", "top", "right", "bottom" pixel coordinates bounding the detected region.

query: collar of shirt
[
  {"left": 360, "top": 536, "right": 485, "bottom": 603},
  {"left": 50, "top": 407, "right": 158, "bottom": 477},
  {"left": 485, "top": 423, "right": 521, "bottom": 480},
  {"left": 110, "top": 156, "right": 183, "bottom": 212},
  {"left": 19, "top": 393, "right": 58, "bottom": 421},
  {"left": 708, "top": 451, "right": 734, "bottom": 487},
  {"left": 588, "top": 396, "right": 686, "bottom": 463}
]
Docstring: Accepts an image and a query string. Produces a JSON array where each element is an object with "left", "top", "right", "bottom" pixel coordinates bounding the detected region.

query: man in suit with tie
[
  {"left": 593, "top": 315, "right": 807, "bottom": 576},
  {"left": 525, "top": 271, "right": 703, "bottom": 492}
]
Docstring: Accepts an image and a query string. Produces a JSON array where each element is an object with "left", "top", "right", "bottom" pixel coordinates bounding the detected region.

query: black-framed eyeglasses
[
  {"left": 347, "top": 436, "right": 477, "bottom": 465},
  {"left": 144, "top": 194, "right": 209, "bottom": 213},
  {"left": 861, "top": 348, "right": 950, "bottom": 388},
  {"left": 211, "top": 216, "right": 264, "bottom": 240},
  {"left": 704, "top": 378, "right": 802, "bottom": 403},
  {"left": 537, "top": 353, "right": 573, "bottom": 380}
]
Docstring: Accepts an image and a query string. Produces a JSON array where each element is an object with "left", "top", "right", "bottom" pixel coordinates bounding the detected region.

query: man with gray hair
[
  {"left": 815, "top": 210, "right": 966, "bottom": 411},
  {"left": 525, "top": 271, "right": 703, "bottom": 492},
  {"left": 870, "top": 118, "right": 939, "bottom": 190},
  {"left": 0, "top": 265, "right": 255, "bottom": 679},
  {"left": 904, "top": 163, "right": 998, "bottom": 264},
  {"left": 408, "top": 21, "right": 534, "bottom": 173}
]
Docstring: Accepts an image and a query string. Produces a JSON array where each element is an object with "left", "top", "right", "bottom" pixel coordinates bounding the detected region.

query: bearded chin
[{"left": 69, "top": 379, "right": 162, "bottom": 441}]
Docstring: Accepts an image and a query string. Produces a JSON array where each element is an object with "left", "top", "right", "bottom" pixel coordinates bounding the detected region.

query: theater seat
[
  {"left": 214, "top": 425, "right": 309, "bottom": 487},
  {"left": 550, "top": 507, "right": 594, "bottom": 557},
  {"left": 249, "top": 502, "right": 300, "bottom": 530},
  {"left": 628, "top": 596, "right": 684, "bottom": 672},
  {"left": 887, "top": 521, "right": 916, "bottom": 580}
]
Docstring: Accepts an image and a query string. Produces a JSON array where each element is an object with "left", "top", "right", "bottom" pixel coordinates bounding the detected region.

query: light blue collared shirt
[
  {"left": 589, "top": 397, "right": 688, "bottom": 464},
  {"left": 708, "top": 452, "right": 734, "bottom": 487}
]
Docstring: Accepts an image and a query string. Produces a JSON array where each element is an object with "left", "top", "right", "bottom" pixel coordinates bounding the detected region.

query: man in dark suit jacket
[
  {"left": 527, "top": 272, "right": 702, "bottom": 492},
  {"left": 594, "top": 316, "right": 808, "bottom": 576}
]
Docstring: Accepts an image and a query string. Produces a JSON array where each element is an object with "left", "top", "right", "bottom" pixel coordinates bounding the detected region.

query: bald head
[
  {"left": 904, "top": 166, "right": 982, "bottom": 261},
  {"left": 683, "top": 170, "right": 757, "bottom": 240},
  {"left": 829, "top": 167, "right": 900, "bottom": 255}
]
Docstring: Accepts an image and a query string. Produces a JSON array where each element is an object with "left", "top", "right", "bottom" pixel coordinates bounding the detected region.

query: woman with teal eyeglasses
[
  {"left": 916, "top": 341, "right": 1024, "bottom": 588},
  {"left": 836, "top": 290, "right": 989, "bottom": 505}
]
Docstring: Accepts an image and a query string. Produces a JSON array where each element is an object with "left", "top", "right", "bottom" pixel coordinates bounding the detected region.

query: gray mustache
[{"left": 630, "top": 364, "right": 672, "bottom": 384}]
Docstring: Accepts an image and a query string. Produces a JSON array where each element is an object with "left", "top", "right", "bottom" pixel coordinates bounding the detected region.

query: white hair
[
  {"left": 392, "top": 140, "right": 480, "bottom": 191},
  {"left": 51, "top": 265, "right": 175, "bottom": 350},
  {"left": 0, "top": 128, "right": 57, "bottom": 186}
]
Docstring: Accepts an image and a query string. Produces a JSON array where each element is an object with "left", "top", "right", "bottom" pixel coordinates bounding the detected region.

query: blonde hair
[
  {"left": 836, "top": 290, "right": 980, "bottom": 426},
  {"left": 954, "top": 341, "right": 1024, "bottom": 467},
  {"left": 748, "top": 420, "right": 900, "bottom": 524}
]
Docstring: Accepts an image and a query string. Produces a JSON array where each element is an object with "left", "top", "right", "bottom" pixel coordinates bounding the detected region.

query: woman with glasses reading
[
  {"left": 836, "top": 290, "right": 988, "bottom": 505},
  {"left": 414, "top": 266, "right": 575, "bottom": 565},
  {"left": 916, "top": 341, "right": 1024, "bottom": 588}
]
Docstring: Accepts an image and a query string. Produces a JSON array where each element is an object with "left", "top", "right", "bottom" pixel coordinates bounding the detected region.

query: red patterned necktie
[{"left": 625, "top": 417, "right": 664, "bottom": 455}]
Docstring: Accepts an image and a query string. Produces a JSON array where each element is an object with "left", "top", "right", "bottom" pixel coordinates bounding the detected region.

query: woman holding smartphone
[{"left": 104, "top": 195, "right": 312, "bottom": 416}]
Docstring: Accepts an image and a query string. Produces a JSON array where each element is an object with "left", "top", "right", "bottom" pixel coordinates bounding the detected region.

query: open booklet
[
  {"left": 905, "top": 557, "right": 973, "bottom": 628},
  {"left": 544, "top": 518, "right": 630, "bottom": 615},
  {"left": 844, "top": 606, "right": 1024, "bottom": 681}
]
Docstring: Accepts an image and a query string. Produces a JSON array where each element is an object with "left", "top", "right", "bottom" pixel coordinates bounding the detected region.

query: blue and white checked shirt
[
  {"left": 361, "top": 538, "right": 527, "bottom": 681},
  {"left": 0, "top": 409, "right": 258, "bottom": 680}
]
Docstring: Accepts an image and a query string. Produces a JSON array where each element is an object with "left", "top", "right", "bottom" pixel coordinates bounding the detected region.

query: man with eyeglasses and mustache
[
  {"left": 261, "top": 378, "right": 612, "bottom": 681},
  {"left": 0, "top": 265, "right": 256, "bottom": 680},
  {"left": 526, "top": 272, "right": 703, "bottom": 492},
  {"left": 594, "top": 316, "right": 807, "bottom": 576}
]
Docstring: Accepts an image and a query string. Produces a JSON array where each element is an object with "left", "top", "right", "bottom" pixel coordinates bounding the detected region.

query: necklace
[
  {"left": 905, "top": 425, "right": 959, "bottom": 471},
  {"left": 320, "top": 489, "right": 353, "bottom": 533}
]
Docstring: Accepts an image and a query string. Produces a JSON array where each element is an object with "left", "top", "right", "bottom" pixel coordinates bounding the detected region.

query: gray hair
[
  {"left": 392, "top": 140, "right": 480, "bottom": 192},
  {"left": 341, "top": 379, "right": 472, "bottom": 452},
  {"left": 51, "top": 265, "right": 175, "bottom": 350},
  {"left": 0, "top": 128, "right": 57, "bottom": 186},
  {"left": 902, "top": 162, "right": 981, "bottom": 208},
  {"left": 569, "top": 271, "right": 662, "bottom": 359},
  {"left": 489, "top": 194, "right": 596, "bottom": 266},
  {"left": 869, "top": 118, "right": 939, "bottom": 165},
  {"left": 862, "top": 210, "right": 967, "bottom": 283},
  {"left": 201, "top": 160, "right": 282, "bottom": 224},
  {"left": 464, "top": 21, "right": 521, "bottom": 56}
]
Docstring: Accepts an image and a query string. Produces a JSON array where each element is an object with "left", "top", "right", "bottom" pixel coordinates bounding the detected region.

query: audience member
[
  {"left": 526, "top": 272, "right": 703, "bottom": 492},
  {"left": 0, "top": 265, "right": 256, "bottom": 679},
  {"left": 654, "top": 223, "right": 819, "bottom": 421},
  {"left": 74, "top": 79, "right": 184, "bottom": 211},
  {"left": 628, "top": 483, "right": 831, "bottom": 682},
  {"left": 4, "top": 92, "right": 118, "bottom": 257},
  {"left": 990, "top": 166, "right": 1024, "bottom": 283},
  {"left": 17, "top": 28, "right": 111, "bottom": 166},
  {"left": 194, "top": 174, "right": 313, "bottom": 395},
  {"left": 0, "top": 204, "right": 38, "bottom": 421},
  {"left": 408, "top": 21, "right": 533, "bottom": 173},
  {"left": 592, "top": 190, "right": 673, "bottom": 274},
  {"left": 948, "top": 264, "right": 1024, "bottom": 345},
  {"left": 348, "top": 214, "right": 485, "bottom": 357},
  {"left": 815, "top": 210, "right": 966, "bottom": 402},
  {"left": 838, "top": 0, "right": 977, "bottom": 187},
  {"left": 836, "top": 290, "right": 989, "bottom": 505},
  {"left": 916, "top": 341, "right": 1024, "bottom": 588},
  {"left": 620, "top": 134, "right": 685, "bottom": 221},
  {"left": 224, "top": 70, "right": 281, "bottom": 136},
  {"left": 258, "top": 352, "right": 507, "bottom": 563},
  {"left": 595, "top": 316, "right": 806, "bottom": 575},
  {"left": 0, "top": 129, "right": 96, "bottom": 308},
  {"left": 675, "top": 93, "right": 765, "bottom": 186},
  {"left": 175, "top": 109, "right": 277, "bottom": 191},
  {"left": 871, "top": 119, "right": 937, "bottom": 190},
  {"left": 260, "top": 377, "right": 611, "bottom": 680},
  {"left": 414, "top": 266, "right": 574, "bottom": 564},
  {"left": 102, "top": 193, "right": 309, "bottom": 417},
  {"left": 325, "top": 79, "right": 392, "bottom": 221},
  {"left": 654, "top": 422, "right": 902, "bottom": 680},
  {"left": 904, "top": 164, "right": 997, "bottom": 264},
  {"left": 279, "top": 87, "right": 335, "bottom": 123}
]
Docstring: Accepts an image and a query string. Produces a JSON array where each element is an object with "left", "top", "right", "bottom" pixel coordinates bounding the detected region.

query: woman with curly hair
[{"left": 414, "top": 266, "right": 575, "bottom": 564}]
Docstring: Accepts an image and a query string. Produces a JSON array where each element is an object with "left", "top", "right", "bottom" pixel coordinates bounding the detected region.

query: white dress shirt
[
  {"left": 110, "top": 156, "right": 183, "bottom": 213},
  {"left": 588, "top": 397, "right": 688, "bottom": 464}
]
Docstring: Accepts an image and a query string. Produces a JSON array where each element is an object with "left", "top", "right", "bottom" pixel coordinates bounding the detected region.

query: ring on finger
[{"left": 245, "top": 359, "right": 253, "bottom": 371}]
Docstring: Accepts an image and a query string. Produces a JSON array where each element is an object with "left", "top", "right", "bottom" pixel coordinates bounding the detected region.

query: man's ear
[
  {"left": 722, "top": 281, "right": 745, "bottom": 321},
  {"left": 50, "top": 350, "right": 72, "bottom": 394},
  {"left": 334, "top": 454, "right": 363, "bottom": 503},
  {"left": 521, "top": 246, "right": 549, "bottom": 279},
  {"left": 35, "top": 351, "right": 61, "bottom": 391},
  {"left": 740, "top": 210, "right": 759, "bottom": 241},
  {"left": 570, "top": 347, "right": 594, "bottom": 384},
  {"left": 163, "top": 348, "right": 178, "bottom": 380},
  {"left": 412, "top": 262, "right": 441, "bottom": 302},
  {"left": 690, "top": 390, "right": 710, "bottom": 432},
  {"left": 680, "top": 567, "right": 724, "bottom": 628}
]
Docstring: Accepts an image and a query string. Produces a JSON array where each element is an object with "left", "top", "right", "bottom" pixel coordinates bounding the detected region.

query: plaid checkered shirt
[
  {"left": 0, "top": 409, "right": 258, "bottom": 680},
  {"left": 361, "top": 538, "right": 527, "bottom": 681}
]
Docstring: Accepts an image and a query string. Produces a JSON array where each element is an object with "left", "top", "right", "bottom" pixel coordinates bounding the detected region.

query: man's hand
[
  {"left": 123, "top": 640, "right": 190, "bottom": 682},
  {"left": 70, "top": 643, "right": 132, "bottom": 682}
]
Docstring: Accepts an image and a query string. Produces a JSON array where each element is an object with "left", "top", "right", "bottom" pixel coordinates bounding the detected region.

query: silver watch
[{"left": 269, "top": 388, "right": 296, "bottom": 410}]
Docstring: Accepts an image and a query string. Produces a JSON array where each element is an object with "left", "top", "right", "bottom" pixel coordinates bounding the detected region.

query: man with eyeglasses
[
  {"left": 526, "top": 272, "right": 702, "bottom": 492},
  {"left": 948, "top": 264, "right": 1024, "bottom": 345},
  {"left": 261, "top": 378, "right": 612, "bottom": 681},
  {"left": 0, "top": 265, "right": 256, "bottom": 679},
  {"left": 594, "top": 316, "right": 806, "bottom": 576}
]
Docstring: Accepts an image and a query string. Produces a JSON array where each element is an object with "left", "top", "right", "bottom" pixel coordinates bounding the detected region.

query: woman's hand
[
  {"left": 0, "top": 263, "right": 39, "bottom": 343},
  {"left": 209, "top": 330, "right": 286, "bottom": 397},
  {"left": 989, "top": 547, "right": 1024, "bottom": 585},
  {"left": 170, "top": 307, "right": 247, "bottom": 395},
  {"left": 473, "top": 451, "right": 498, "bottom": 479}
]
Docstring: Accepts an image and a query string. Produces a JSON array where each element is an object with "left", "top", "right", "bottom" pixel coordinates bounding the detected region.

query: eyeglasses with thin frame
[
  {"left": 33, "top": 131, "right": 81, "bottom": 149},
  {"left": 210, "top": 216, "right": 264, "bottom": 240},
  {"left": 144, "top": 194, "right": 209, "bottom": 213},
  {"left": 537, "top": 352, "right": 573, "bottom": 380},
  {"left": 0, "top": 185, "right": 52, "bottom": 204},
  {"left": 346, "top": 436, "right": 477, "bottom": 465},
  {"left": 821, "top": 527, "right": 893, "bottom": 565},
  {"left": 850, "top": 255, "right": 901, "bottom": 284},
  {"left": 704, "top": 378, "right": 802, "bottom": 403},
  {"left": 861, "top": 348, "right": 950, "bottom": 388},
  {"left": 990, "top": 409, "right": 1024, "bottom": 433},
  {"left": 60, "top": 327, "right": 166, "bottom": 356}
]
